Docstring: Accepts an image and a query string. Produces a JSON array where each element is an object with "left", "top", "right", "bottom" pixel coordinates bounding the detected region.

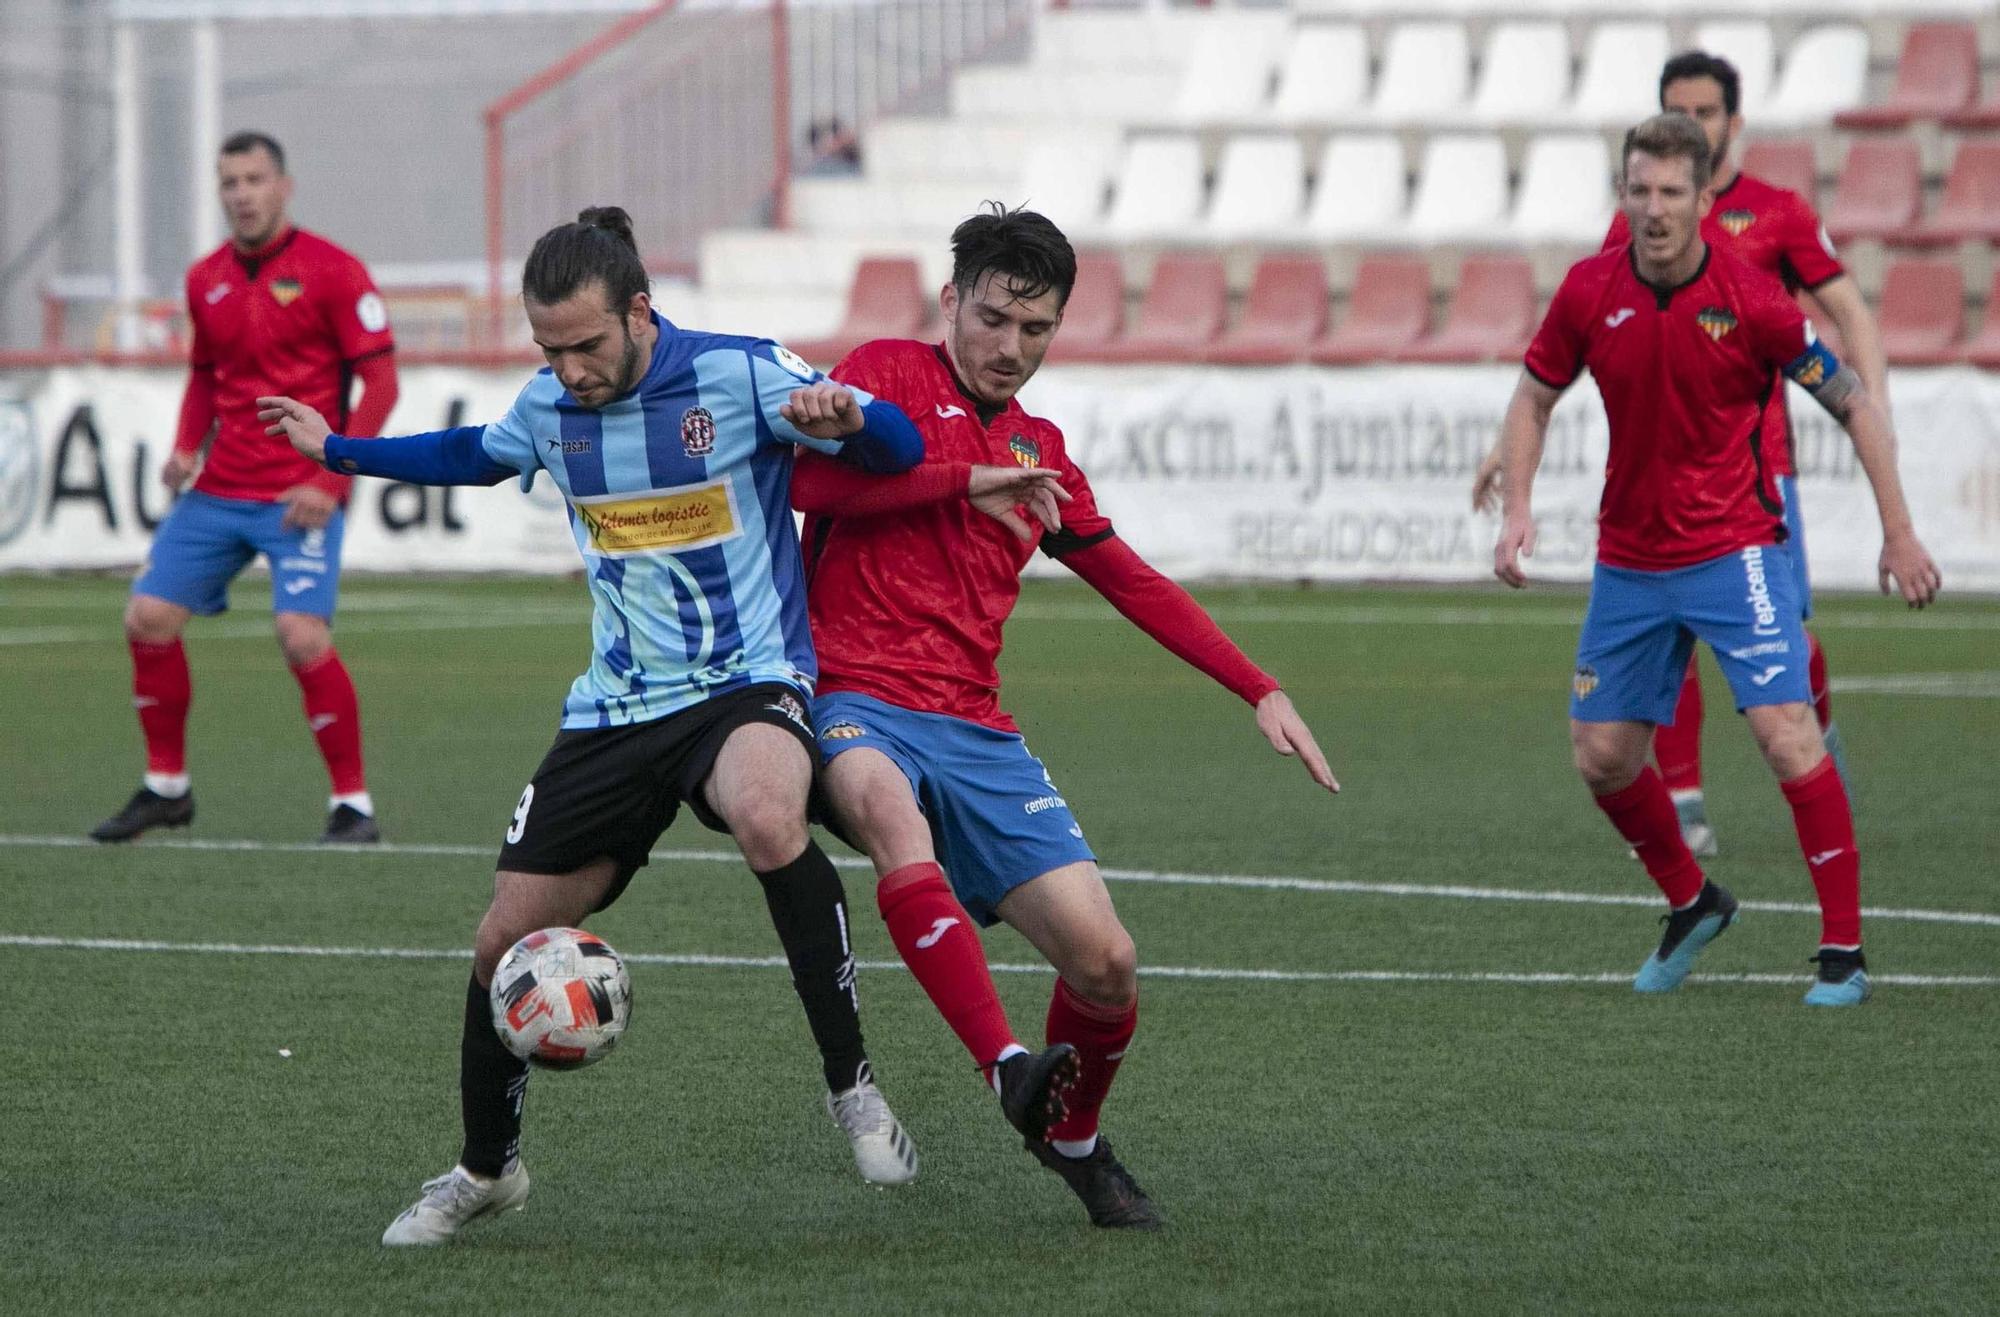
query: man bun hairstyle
[
  {"left": 1622, "top": 112, "right": 1715, "bottom": 194},
  {"left": 1660, "top": 50, "right": 1741, "bottom": 118},
  {"left": 522, "top": 205, "right": 651, "bottom": 311},
  {"left": 950, "top": 201, "right": 1077, "bottom": 309},
  {"left": 220, "top": 130, "right": 285, "bottom": 174}
]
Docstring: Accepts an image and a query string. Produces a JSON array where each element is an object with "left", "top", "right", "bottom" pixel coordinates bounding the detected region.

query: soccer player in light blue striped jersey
[{"left": 262, "top": 206, "right": 926, "bottom": 1245}]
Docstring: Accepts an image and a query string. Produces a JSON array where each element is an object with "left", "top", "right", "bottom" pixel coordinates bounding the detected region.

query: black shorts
[{"left": 495, "top": 682, "right": 818, "bottom": 910}]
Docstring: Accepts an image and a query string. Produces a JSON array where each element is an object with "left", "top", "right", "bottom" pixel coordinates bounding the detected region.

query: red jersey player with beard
[
  {"left": 91, "top": 132, "right": 398, "bottom": 846},
  {"left": 792, "top": 204, "right": 1336, "bottom": 1230}
]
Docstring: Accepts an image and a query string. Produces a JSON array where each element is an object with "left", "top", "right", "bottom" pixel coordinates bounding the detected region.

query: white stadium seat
[
  {"left": 1101, "top": 136, "right": 1206, "bottom": 242},
  {"left": 1509, "top": 134, "right": 1614, "bottom": 244},
  {"left": 1567, "top": 22, "right": 1670, "bottom": 127},
  {"left": 1207, "top": 135, "right": 1307, "bottom": 242},
  {"left": 1268, "top": 24, "right": 1369, "bottom": 126},
  {"left": 1403, "top": 135, "right": 1509, "bottom": 243},
  {"left": 1018, "top": 132, "right": 1123, "bottom": 237},
  {"left": 1694, "top": 21, "right": 1776, "bottom": 117},
  {"left": 1302, "top": 134, "right": 1408, "bottom": 242},
  {"left": 1171, "top": 13, "right": 1291, "bottom": 123},
  {"left": 1464, "top": 22, "right": 1571, "bottom": 125},
  {"left": 1369, "top": 22, "right": 1471, "bottom": 124},
  {"left": 1760, "top": 26, "right": 1869, "bottom": 128}
]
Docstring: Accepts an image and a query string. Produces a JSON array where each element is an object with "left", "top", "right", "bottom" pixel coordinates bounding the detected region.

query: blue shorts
[
  {"left": 1571, "top": 545, "right": 1813, "bottom": 723},
  {"left": 134, "top": 490, "right": 344, "bottom": 618},
  {"left": 813, "top": 691, "right": 1095, "bottom": 926},
  {"left": 1778, "top": 474, "right": 1812, "bottom": 619}
]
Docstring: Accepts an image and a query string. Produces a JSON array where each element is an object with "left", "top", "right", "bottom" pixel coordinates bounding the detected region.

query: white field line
[
  {"left": 1, "top": 933, "right": 1993, "bottom": 989},
  {"left": 4, "top": 833, "right": 1996, "bottom": 930},
  {"left": 1829, "top": 672, "right": 2000, "bottom": 698}
]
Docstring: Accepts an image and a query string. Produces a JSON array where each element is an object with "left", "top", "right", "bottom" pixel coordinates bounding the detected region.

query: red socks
[
  {"left": 1807, "top": 631, "right": 1832, "bottom": 731},
  {"left": 876, "top": 864, "right": 1019, "bottom": 1072},
  {"left": 291, "top": 650, "right": 367, "bottom": 794},
  {"left": 1781, "top": 756, "right": 1862, "bottom": 947},
  {"left": 1594, "top": 766, "right": 1705, "bottom": 907},
  {"left": 1046, "top": 977, "right": 1137, "bottom": 1144},
  {"left": 1654, "top": 661, "right": 1704, "bottom": 794},
  {"left": 130, "top": 638, "right": 192, "bottom": 774}
]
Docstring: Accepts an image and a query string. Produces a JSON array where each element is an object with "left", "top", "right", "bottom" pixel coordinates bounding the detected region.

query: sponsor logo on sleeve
[
  {"left": 680, "top": 406, "right": 716, "bottom": 457},
  {"left": 770, "top": 345, "right": 818, "bottom": 381},
  {"left": 356, "top": 292, "right": 389, "bottom": 333},
  {"left": 572, "top": 480, "right": 741, "bottom": 556}
]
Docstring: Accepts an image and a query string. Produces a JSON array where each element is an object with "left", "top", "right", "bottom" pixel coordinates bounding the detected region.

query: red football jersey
[
  {"left": 1603, "top": 170, "right": 1844, "bottom": 477},
  {"left": 182, "top": 226, "right": 395, "bottom": 502},
  {"left": 1525, "top": 245, "right": 1813, "bottom": 571},
  {"left": 802, "top": 340, "right": 1114, "bottom": 731}
]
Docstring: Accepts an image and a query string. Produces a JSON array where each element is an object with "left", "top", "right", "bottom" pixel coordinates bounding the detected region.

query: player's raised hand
[
  {"left": 781, "top": 382, "right": 864, "bottom": 439},
  {"left": 1493, "top": 512, "right": 1537, "bottom": 588},
  {"left": 277, "top": 484, "right": 338, "bottom": 531},
  {"left": 1470, "top": 444, "right": 1503, "bottom": 514},
  {"left": 1879, "top": 528, "right": 1942, "bottom": 608},
  {"left": 258, "top": 395, "right": 333, "bottom": 464},
  {"left": 968, "top": 464, "right": 1070, "bottom": 542},
  {"left": 1254, "top": 690, "right": 1338, "bottom": 793}
]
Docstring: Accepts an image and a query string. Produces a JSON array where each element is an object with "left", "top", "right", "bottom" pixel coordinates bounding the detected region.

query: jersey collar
[
  {"left": 231, "top": 225, "right": 297, "bottom": 280},
  {"left": 931, "top": 342, "right": 1012, "bottom": 427},
  {"left": 1628, "top": 242, "right": 1712, "bottom": 311}
]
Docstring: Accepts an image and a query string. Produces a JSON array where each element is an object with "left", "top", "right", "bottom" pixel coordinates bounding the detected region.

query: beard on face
[{"left": 611, "top": 321, "right": 644, "bottom": 396}]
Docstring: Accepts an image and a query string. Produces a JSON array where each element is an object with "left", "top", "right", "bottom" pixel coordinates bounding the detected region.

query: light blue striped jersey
[{"left": 478, "top": 313, "right": 871, "bottom": 729}]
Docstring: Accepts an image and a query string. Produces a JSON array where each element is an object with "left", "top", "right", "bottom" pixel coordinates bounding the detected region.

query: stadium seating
[
  {"left": 791, "top": 257, "right": 933, "bottom": 365},
  {"left": 1462, "top": 23, "right": 1570, "bottom": 126},
  {"left": 1267, "top": 24, "right": 1368, "bottom": 126},
  {"left": 1311, "top": 255, "right": 1431, "bottom": 366},
  {"left": 1739, "top": 139, "right": 1817, "bottom": 203},
  {"left": 1207, "top": 255, "right": 1329, "bottom": 366},
  {"left": 1509, "top": 135, "right": 1614, "bottom": 245},
  {"left": 1098, "top": 253, "right": 1229, "bottom": 363},
  {"left": 1898, "top": 141, "right": 2000, "bottom": 246},
  {"left": 1301, "top": 136, "right": 1408, "bottom": 242},
  {"left": 1823, "top": 139, "right": 1922, "bottom": 244},
  {"left": 1833, "top": 22, "right": 1979, "bottom": 128},
  {"left": 1101, "top": 136, "right": 1205, "bottom": 242},
  {"left": 1940, "top": 89, "right": 2000, "bottom": 132},
  {"left": 1403, "top": 136, "right": 1509, "bottom": 243},
  {"left": 1397, "top": 255, "right": 1535, "bottom": 364},
  {"left": 1758, "top": 25, "right": 1869, "bottom": 129},
  {"left": 1963, "top": 271, "right": 2000, "bottom": 369},
  {"left": 1567, "top": 23, "right": 1670, "bottom": 127},
  {"left": 1693, "top": 20, "right": 1775, "bottom": 117},
  {"left": 1043, "top": 252, "right": 1124, "bottom": 363},
  {"left": 1368, "top": 23, "right": 1470, "bottom": 124},
  {"left": 1207, "top": 136, "right": 1308, "bottom": 243},
  {"left": 1875, "top": 257, "right": 1967, "bottom": 365},
  {"left": 1018, "top": 135, "right": 1122, "bottom": 238},
  {"left": 1170, "top": 13, "right": 1290, "bottom": 125}
]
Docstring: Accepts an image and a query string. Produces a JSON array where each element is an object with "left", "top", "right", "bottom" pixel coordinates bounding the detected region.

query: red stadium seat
[
  {"left": 1740, "top": 139, "right": 1817, "bottom": 204},
  {"left": 792, "top": 257, "right": 934, "bottom": 365},
  {"left": 1875, "top": 257, "right": 1966, "bottom": 365},
  {"left": 1963, "top": 270, "right": 2000, "bottom": 369},
  {"left": 1207, "top": 255, "right": 1329, "bottom": 366},
  {"left": 1940, "top": 88, "right": 2000, "bottom": 131},
  {"left": 1897, "top": 141, "right": 2000, "bottom": 246},
  {"left": 1823, "top": 139, "right": 1921, "bottom": 245},
  {"left": 1309, "top": 255, "right": 1430, "bottom": 366},
  {"left": 1395, "top": 255, "right": 1536, "bottom": 364},
  {"left": 1043, "top": 252, "right": 1126, "bottom": 364},
  {"left": 1833, "top": 22, "right": 1978, "bottom": 129},
  {"left": 1097, "top": 253, "right": 1229, "bottom": 363}
]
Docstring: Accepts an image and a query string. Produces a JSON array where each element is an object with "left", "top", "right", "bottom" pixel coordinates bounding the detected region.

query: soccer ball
[{"left": 489, "top": 927, "right": 633, "bottom": 1070}]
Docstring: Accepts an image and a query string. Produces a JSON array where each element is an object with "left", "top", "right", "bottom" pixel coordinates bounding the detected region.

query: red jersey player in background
[
  {"left": 1476, "top": 50, "right": 1887, "bottom": 857},
  {"left": 1493, "top": 115, "right": 1938, "bottom": 1007},
  {"left": 91, "top": 132, "right": 399, "bottom": 845},
  {"left": 789, "top": 204, "right": 1336, "bottom": 1229}
]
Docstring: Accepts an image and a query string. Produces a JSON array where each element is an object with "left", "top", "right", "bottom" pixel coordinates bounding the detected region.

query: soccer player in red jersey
[
  {"left": 1492, "top": 115, "right": 1939, "bottom": 1006},
  {"left": 791, "top": 205, "right": 1336, "bottom": 1228},
  {"left": 91, "top": 132, "right": 399, "bottom": 845},
  {"left": 1478, "top": 51, "right": 1887, "bottom": 856}
]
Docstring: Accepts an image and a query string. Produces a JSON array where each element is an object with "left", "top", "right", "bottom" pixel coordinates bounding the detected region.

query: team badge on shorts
[
  {"left": 271, "top": 278, "right": 304, "bottom": 307},
  {"left": 680, "top": 406, "right": 716, "bottom": 457},
  {"left": 1717, "top": 209, "right": 1755, "bottom": 237},
  {"left": 765, "top": 692, "right": 809, "bottom": 731},
  {"left": 1573, "top": 665, "right": 1599, "bottom": 700},
  {"left": 1008, "top": 434, "right": 1040, "bottom": 468},
  {"left": 1696, "top": 307, "right": 1739, "bottom": 341},
  {"left": 820, "top": 721, "right": 866, "bottom": 741}
]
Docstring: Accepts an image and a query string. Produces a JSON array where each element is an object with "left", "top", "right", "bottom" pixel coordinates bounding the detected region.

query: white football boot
[
  {"left": 381, "top": 1162, "right": 530, "bottom": 1246},
  {"left": 826, "top": 1080, "right": 918, "bottom": 1185}
]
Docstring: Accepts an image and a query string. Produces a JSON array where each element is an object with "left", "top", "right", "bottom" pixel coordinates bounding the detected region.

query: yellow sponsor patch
[{"left": 573, "top": 481, "right": 739, "bottom": 556}]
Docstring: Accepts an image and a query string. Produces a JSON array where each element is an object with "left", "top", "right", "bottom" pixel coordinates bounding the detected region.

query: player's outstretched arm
[
  {"left": 1254, "top": 690, "right": 1338, "bottom": 793},
  {"left": 1803, "top": 276, "right": 1890, "bottom": 416},
  {"left": 1790, "top": 362, "right": 1941, "bottom": 608},
  {"left": 790, "top": 453, "right": 1067, "bottom": 538},
  {"left": 1493, "top": 373, "right": 1562, "bottom": 588},
  {"left": 258, "top": 396, "right": 515, "bottom": 488},
  {"left": 779, "top": 382, "right": 923, "bottom": 473}
]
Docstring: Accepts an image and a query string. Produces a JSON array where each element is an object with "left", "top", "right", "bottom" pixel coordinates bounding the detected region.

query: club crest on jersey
[
  {"left": 680, "top": 406, "right": 716, "bottom": 457},
  {"left": 1717, "top": 209, "right": 1755, "bottom": 237},
  {"left": 1008, "top": 434, "right": 1040, "bottom": 468},
  {"left": 1696, "top": 307, "right": 1739, "bottom": 341},
  {"left": 821, "top": 721, "right": 867, "bottom": 741},
  {"left": 1573, "top": 665, "right": 1599, "bottom": 700},
  {"left": 270, "top": 278, "right": 304, "bottom": 307}
]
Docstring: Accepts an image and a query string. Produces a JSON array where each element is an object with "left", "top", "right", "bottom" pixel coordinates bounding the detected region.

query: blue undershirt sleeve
[
  {"left": 322, "top": 426, "right": 516, "bottom": 487},
  {"left": 838, "top": 399, "right": 925, "bottom": 473}
]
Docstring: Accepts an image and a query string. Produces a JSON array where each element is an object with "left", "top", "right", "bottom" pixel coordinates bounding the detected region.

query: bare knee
[
  {"left": 725, "top": 796, "right": 810, "bottom": 872},
  {"left": 831, "top": 765, "right": 930, "bottom": 873},
  {"left": 1571, "top": 722, "right": 1647, "bottom": 795},
  {"left": 472, "top": 910, "right": 524, "bottom": 986},
  {"left": 1060, "top": 929, "right": 1139, "bottom": 1008},
  {"left": 1748, "top": 703, "right": 1825, "bottom": 780},
  {"left": 274, "top": 614, "right": 332, "bottom": 668},
  {"left": 124, "top": 596, "right": 186, "bottom": 646}
]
